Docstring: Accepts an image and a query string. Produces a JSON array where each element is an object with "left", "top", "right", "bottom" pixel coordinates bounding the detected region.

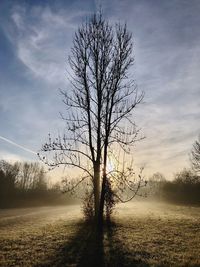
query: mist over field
[{"left": 0, "top": 201, "right": 200, "bottom": 266}]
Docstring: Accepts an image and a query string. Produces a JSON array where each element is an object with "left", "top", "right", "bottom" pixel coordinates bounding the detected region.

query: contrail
[{"left": 0, "top": 135, "right": 37, "bottom": 155}]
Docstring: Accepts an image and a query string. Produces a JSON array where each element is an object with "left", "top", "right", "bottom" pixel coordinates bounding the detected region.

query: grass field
[{"left": 0, "top": 202, "right": 199, "bottom": 266}]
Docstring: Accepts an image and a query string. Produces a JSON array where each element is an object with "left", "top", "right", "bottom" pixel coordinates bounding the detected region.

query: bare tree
[
  {"left": 16, "top": 162, "right": 46, "bottom": 191},
  {"left": 0, "top": 160, "right": 19, "bottom": 206},
  {"left": 39, "top": 13, "right": 145, "bottom": 227},
  {"left": 191, "top": 135, "right": 200, "bottom": 174}
]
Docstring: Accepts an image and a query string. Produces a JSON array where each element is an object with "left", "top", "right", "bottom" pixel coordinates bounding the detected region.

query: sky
[{"left": 0, "top": 0, "right": 199, "bottom": 180}]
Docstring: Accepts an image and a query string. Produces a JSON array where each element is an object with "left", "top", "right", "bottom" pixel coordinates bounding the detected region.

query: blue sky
[{"left": 0, "top": 0, "right": 199, "bottom": 179}]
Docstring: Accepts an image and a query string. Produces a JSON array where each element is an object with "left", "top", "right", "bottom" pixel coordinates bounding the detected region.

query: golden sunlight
[{"left": 107, "top": 160, "right": 115, "bottom": 173}]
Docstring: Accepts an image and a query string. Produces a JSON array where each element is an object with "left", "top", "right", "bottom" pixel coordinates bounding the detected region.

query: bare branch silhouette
[{"left": 39, "top": 12, "right": 145, "bottom": 227}]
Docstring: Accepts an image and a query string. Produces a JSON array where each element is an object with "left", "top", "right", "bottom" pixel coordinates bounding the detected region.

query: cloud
[
  {"left": 0, "top": 0, "right": 199, "bottom": 179},
  {"left": 0, "top": 151, "right": 26, "bottom": 163},
  {"left": 6, "top": 5, "right": 88, "bottom": 86}
]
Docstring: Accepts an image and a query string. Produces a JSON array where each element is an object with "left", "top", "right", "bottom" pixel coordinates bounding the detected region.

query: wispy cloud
[
  {"left": 0, "top": 0, "right": 199, "bottom": 178},
  {"left": 5, "top": 5, "right": 89, "bottom": 86}
]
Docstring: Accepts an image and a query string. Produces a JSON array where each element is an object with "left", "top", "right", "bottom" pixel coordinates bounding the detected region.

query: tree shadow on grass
[{"left": 39, "top": 221, "right": 150, "bottom": 267}]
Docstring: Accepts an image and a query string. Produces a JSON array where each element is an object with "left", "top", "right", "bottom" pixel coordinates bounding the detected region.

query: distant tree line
[
  {"left": 147, "top": 169, "right": 200, "bottom": 205},
  {"left": 191, "top": 135, "right": 200, "bottom": 174},
  {"left": 0, "top": 160, "right": 74, "bottom": 208},
  {"left": 143, "top": 135, "right": 200, "bottom": 205}
]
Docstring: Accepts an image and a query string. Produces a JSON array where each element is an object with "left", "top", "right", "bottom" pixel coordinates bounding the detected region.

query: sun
[
  {"left": 107, "top": 152, "right": 118, "bottom": 173},
  {"left": 107, "top": 160, "right": 115, "bottom": 173}
]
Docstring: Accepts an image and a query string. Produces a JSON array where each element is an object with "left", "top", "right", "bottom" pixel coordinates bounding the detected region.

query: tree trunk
[
  {"left": 98, "top": 131, "right": 109, "bottom": 229},
  {"left": 98, "top": 173, "right": 106, "bottom": 229},
  {"left": 93, "top": 163, "right": 100, "bottom": 220}
]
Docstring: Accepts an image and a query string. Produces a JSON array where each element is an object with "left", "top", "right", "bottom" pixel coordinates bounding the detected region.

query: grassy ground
[{"left": 0, "top": 202, "right": 199, "bottom": 266}]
